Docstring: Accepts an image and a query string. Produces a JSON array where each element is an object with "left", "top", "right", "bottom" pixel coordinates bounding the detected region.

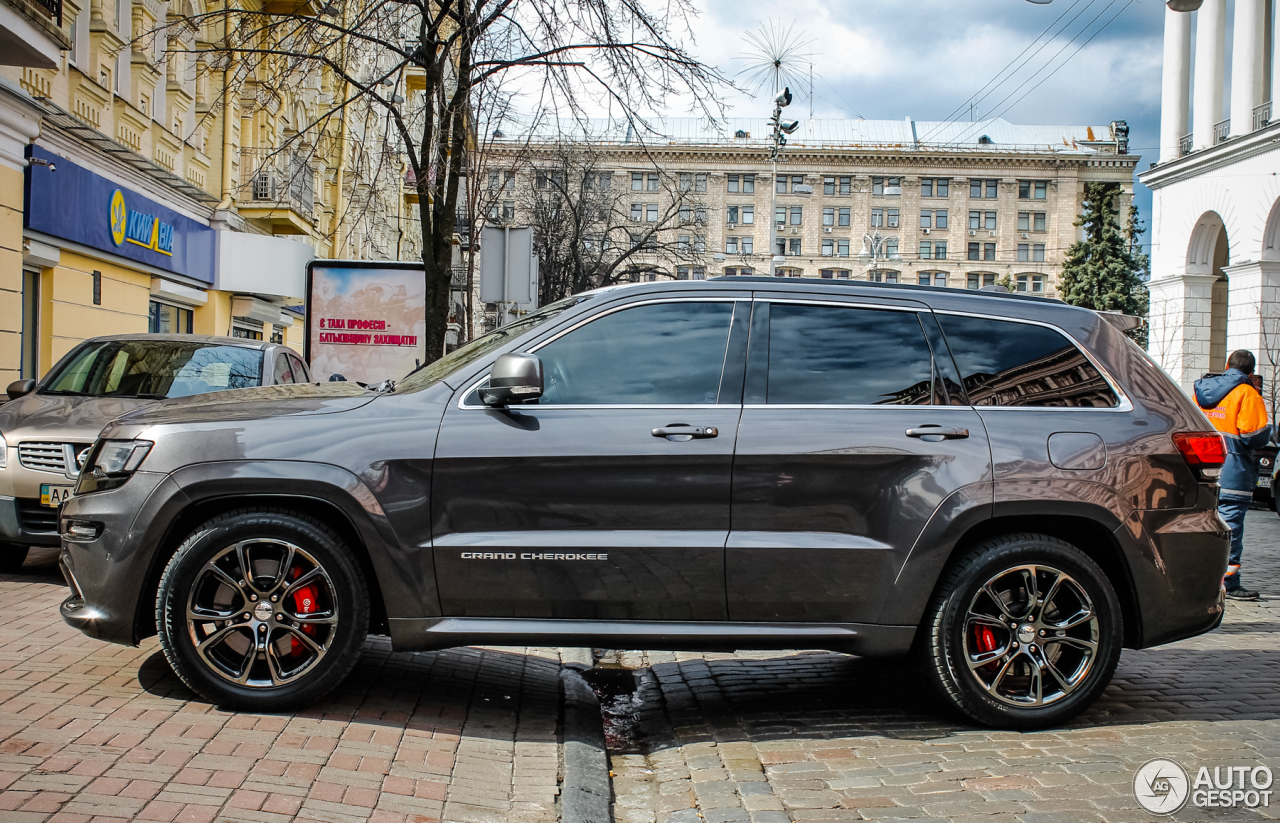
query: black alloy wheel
[
  {"left": 156, "top": 509, "right": 368, "bottom": 710},
  {"left": 921, "top": 533, "right": 1122, "bottom": 729}
]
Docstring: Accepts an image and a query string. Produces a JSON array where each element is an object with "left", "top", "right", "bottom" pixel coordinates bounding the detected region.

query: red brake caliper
[
  {"left": 289, "top": 566, "right": 318, "bottom": 657},
  {"left": 974, "top": 625, "right": 998, "bottom": 656}
]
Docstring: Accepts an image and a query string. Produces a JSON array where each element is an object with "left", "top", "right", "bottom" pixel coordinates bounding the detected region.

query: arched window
[
  {"left": 918, "top": 271, "right": 949, "bottom": 287},
  {"left": 966, "top": 271, "right": 998, "bottom": 289},
  {"left": 868, "top": 269, "right": 900, "bottom": 283},
  {"left": 1015, "top": 273, "right": 1047, "bottom": 294}
]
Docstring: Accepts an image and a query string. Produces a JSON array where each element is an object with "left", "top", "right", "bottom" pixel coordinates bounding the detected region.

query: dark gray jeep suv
[{"left": 57, "top": 278, "right": 1228, "bottom": 728}]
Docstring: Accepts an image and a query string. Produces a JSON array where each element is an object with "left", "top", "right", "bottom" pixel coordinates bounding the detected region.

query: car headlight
[
  {"left": 75, "top": 439, "right": 153, "bottom": 494},
  {"left": 0, "top": 430, "right": 6, "bottom": 469}
]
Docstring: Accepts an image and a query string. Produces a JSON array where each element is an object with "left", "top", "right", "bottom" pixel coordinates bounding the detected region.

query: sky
[{"left": 674, "top": 0, "right": 1170, "bottom": 250}]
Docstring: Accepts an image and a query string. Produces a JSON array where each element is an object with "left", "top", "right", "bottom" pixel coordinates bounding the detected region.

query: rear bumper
[{"left": 1118, "top": 503, "right": 1229, "bottom": 649}]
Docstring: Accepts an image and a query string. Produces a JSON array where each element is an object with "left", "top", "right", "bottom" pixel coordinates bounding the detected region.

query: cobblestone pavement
[
  {"left": 608, "top": 511, "right": 1280, "bottom": 823},
  {"left": 0, "top": 547, "right": 563, "bottom": 823}
]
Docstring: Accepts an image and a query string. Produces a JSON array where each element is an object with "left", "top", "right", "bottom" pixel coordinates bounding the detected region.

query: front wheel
[
  {"left": 156, "top": 509, "right": 369, "bottom": 711},
  {"left": 921, "top": 534, "right": 1122, "bottom": 729}
]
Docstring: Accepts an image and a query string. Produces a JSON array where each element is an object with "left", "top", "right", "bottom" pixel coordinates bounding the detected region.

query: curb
[{"left": 560, "top": 667, "right": 612, "bottom": 823}]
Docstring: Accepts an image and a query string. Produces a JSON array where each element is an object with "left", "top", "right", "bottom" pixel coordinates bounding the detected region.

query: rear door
[
  {"left": 431, "top": 295, "right": 750, "bottom": 620},
  {"left": 727, "top": 295, "right": 993, "bottom": 623}
]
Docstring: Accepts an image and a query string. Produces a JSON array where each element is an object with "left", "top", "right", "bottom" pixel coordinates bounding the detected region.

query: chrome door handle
[
  {"left": 652, "top": 425, "right": 718, "bottom": 440},
  {"left": 905, "top": 426, "right": 969, "bottom": 440}
]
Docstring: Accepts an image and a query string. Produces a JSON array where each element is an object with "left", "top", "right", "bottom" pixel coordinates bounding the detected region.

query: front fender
[{"left": 168, "top": 461, "right": 437, "bottom": 624}]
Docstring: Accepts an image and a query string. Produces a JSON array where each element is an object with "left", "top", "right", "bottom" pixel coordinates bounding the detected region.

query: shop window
[
  {"left": 232, "top": 323, "right": 264, "bottom": 340},
  {"left": 149, "top": 301, "right": 193, "bottom": 334}
]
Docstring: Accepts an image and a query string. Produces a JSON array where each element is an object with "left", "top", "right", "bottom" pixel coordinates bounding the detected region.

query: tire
[
  {"left": 0, "top": 543, "right": 30, "bottom": 573},
  {"left": 920, "top": 533, "right": 1122, "bottom": 730},
  {"left": 156, "top": 509, "right": 369, "bottom": 711}
]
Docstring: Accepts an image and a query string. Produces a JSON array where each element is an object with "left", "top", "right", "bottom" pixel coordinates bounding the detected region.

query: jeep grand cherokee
[{"left": 56, "top": 278, "right": 1228, "bottom": 729}]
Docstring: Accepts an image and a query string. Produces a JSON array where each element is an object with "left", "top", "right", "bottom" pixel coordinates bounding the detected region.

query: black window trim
[
  {"left": 742, "top": 296, "right": 956, "bottom": 410},
  {"left": 456, "top": 297, "right": 747, "bottom": 410},
  {"left": 932, "top": 309, "right": 1133, "bottom": 412}
]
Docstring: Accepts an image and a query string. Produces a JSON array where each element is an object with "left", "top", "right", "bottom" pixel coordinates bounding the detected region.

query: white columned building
[{"left": 1143, "top": 0, "right": 1280, "bottom": 395}]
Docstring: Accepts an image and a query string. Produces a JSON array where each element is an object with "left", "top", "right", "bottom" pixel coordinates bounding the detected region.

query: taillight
[{"left": 1173, "top": 432, "right": 1227, "bottom": 480}]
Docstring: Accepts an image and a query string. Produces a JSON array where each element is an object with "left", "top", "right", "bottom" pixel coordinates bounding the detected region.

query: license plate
[
  {"left": 1259, "top": 476, "right": 1273, "bottom": 488},
  {"left": 40, "top": 484, "right": 73, "bottom": 507}
]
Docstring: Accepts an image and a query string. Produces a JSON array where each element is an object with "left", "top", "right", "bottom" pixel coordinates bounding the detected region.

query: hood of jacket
[{"left": 1194, "top": 368, "right": 1252, "bottom": 409}]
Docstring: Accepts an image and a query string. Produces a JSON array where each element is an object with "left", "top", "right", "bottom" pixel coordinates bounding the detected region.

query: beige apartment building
[
  {"left": 485, "top": 117, "right": 1138, "bottom": 303},
  {"left": 0, "top": 0, "right": 411, "bottom": 384}
]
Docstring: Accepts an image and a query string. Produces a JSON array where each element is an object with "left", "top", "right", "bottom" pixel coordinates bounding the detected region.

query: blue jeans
[{"left": 1219, "top": 493, "right": 1251, "bottom": 590}]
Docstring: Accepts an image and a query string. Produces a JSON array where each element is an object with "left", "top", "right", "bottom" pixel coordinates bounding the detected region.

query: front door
[
  {"left": 728, "top": 297, "right": 992, "bottom": 623},
  {"left": 431, "top": 297, "right": 749, "bottom": 620}
]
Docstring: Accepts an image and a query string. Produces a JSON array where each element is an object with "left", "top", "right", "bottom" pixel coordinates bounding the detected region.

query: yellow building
[{"left": 0, "top": 0, "right": 411, "bottom": 385}]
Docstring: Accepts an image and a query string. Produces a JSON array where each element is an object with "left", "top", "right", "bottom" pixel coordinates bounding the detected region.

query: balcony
[
  {"left": 1256, "top": 102, "right": 1273, "bottom": 131},
  {"left": 1, "top": 0, "right": 72, "bottom": 67},
  {"left": 239, "top": 148, "right": 316, "bottom": 235},
  {"left": 1214, "top": 118, "right": 1231, "bottom": 145}
]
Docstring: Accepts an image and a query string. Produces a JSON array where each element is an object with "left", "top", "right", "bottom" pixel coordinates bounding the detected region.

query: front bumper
[
  {"left": 0, "top": 494, "right": 62, "bottom": 546},
  {"left": 58, "top": 471, "right": 188, "bottom": 645}
]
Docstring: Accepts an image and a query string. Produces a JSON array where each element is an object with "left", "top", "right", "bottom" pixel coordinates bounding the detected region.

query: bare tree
[
  {"left": 505, "top": 142, "right": 709, "bottom": 304},
  {"left": 157, "top": 0, "right": 724, "bottom": 364}
]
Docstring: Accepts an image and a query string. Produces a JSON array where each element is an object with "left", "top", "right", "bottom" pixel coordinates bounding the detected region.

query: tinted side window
[
  {"left": 536, "top": 302, "right": 734, "bottom": 405},
  {"left": 288, "top": 353, "right": 310, "bottom": 382},
  {"left": 767, "top": 304, "right": 934, "bottom": 405},
  {"left": 937, "top": 314, "right": 1118, "bottom": 407},
  {"left": 273, "top": 352, "right": 295, "bottom": 384}
]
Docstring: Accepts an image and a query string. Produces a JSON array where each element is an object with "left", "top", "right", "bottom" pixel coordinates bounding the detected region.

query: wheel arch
[
  {"left": 936, "top": 512, "right": 1142, "bottom": 649},
  {"left": 132, "top": 493, "right": 391, "bottom": 643}
]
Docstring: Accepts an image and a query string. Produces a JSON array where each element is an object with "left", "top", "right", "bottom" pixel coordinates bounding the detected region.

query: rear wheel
[
  {"left": 921, "top": 534, "right": 1122, "bottom": 729},
  {"left": 156, "top": 509, "right": 368, "bottom": 710},
  {"left": 0, "top": 543, "right": 29, "bottom": 573}
]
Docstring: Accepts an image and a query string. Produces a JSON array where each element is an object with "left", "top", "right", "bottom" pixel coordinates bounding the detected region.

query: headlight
[
  {"left": 75, "top": 439, "right": 152, "bottom": 495},
  {"left": 0, "top": 431, "right": 6, "bottom": 469}
]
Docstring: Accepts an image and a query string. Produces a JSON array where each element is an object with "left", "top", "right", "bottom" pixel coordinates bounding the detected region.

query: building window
[
  {"left": 885, "top": 237, "right": 899, "bottom": 257},
  {"left": 789, "top": 238, "right": 802, "bottom": 255},
  {"left": 694, "top": 235, "right": 706, "bottom": 253},
  {"left": 726, "top": 237, "right": 738, "bottom": 254},
  {"left": 678, "top": 235, "right": 690, "bottom": 253},
  {"left": 820, "top": 268, "right": 851, "bottom": 279},
  {"left": 837, "top": 239, "right": 850, "bottom": 257},
  {"left": 232, "top": 323, "right": 264, "bottom": 340},
  {"left": 921, "top": 178, "right": 949, "bottom": 197},
  {"left": 920, "top": 271, "right": 948, "bottom": 287},
  {"left": 920, "top": 241, "right": 932, "bottom": 259},
  {"left": 823, "top": 207, "right": 835, "bottom": 226},
  {"left": 969, "top": 211, "right": 981, "bottom": 230},
  {"left": 984, "top": 242, "right": 996, "bottom": 261},
  {"left": 631, "top": 172, "right": 643, "bottom": 191},
  {"left": 934, "top": 241, "right": 948, "bottom": 260},
  {"left": 868, "top": 270, "right": 899, "bottom": 283},
  {"left": 1033, "top": 243, "right": 1045, "bottom": 262},
  {"left": 970, "top": 178, "right": 998, "bottom": 198},
  {"left": 775, "top": 238, "right": 786, "bottom": 255},
  {"left": 646, "top": 204, "right": 658, "bottom": 222},
  {"left": 1017, "top": 243, "right": 1029, "bottom": 262},
  {"left": 775, "top": 206, "right": 786, "bottom": 226},
  {"left": 776, "top": 174, "right": 788, "bottom": 194},
  {"left": 790, "top": 206, "right": 802, "bottom": 225},
  {"left": 1016, "top": 274, "right": 1046, "bottom": 293},
  {"left": 970, "top": 210, "right": 997, "bottom": 231},
  {"left": 839, "top": 176, "right": 852, "bottom": 195},
  {"left": 1019, "top": 180, "right": 1048, "bottom": 199},
  {"left": 966, "top": 272, "right": 997, "bottom": 289},
  {"left": 149, "top": 301, "right": 194, "bottom": 334},
  {"left": 92, "top": 270, "right": 102, "bottom": 305},
  {"left": 824, "top": 176, "right": 835, "bottom": 195},
  {"left": 838, "top": 207, "right": 850, "bottom": 227},
  {"left": 887, "top": 209, "right": 899, "bottom": 228},
  {"left": 985, "top": 211, "right": 996, "bottom": 230},
  {"left": 737, "top": 205, "right": 754, "bottom": 224},
  {"left": 679, "top": 173, "right": 707, "bottom": 192},
  {"left": 647, "top": 173, "right": 659, "bottom": 191},
  {"left": 871, "top": 176, "right": 901, "bottom": 196},
  {"left": 920, "top": 210, "right": 932, "bottom": 229},
  {"left": 727, "top": 173, "right": 755, "bottom": 193},
  {"left": 631, "top": 203, "right": 642, "bottom": 221},
  {"left": 822, "top": 238, "right": 834, "bottom": 257},
  {"left": 140, "top": 94, "right": 150, "bottom": 118},
  {"left": 936, "top": 209, "right": 948, "bottom": 229},
  {"left": 968, "top": 242, "right": 980, "bottom": 261},
  {"left": 871, "top": 208, "right": 884, "bottom": 227},
  {"left": 728, "top": 205, "right": 739, "bottom": 224},
  {"left": 776, "top": 267, "right": 803, "bottom": 278},
  {"left": 724, "top": 266, "right": 753, "bottom": 276}
]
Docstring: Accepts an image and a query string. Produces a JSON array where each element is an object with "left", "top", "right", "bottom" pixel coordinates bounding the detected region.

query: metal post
[{"left": 769, "top": 150, "right": 779, "bottom": 277}]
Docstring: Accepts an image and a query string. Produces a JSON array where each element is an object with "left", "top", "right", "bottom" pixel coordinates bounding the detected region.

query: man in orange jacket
[{"left": 1195, "top": 350, "right": 1272, "bottom": 600}]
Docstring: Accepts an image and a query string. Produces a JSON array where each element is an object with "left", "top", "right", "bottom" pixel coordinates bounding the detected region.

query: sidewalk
[{"left": 0, "top": 548, "right": 566, "bottom": 823}]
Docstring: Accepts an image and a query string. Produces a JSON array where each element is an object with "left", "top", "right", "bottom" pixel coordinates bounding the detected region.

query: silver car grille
[{"left": 17, "top": 442, "right": 88, "bottom": 475}]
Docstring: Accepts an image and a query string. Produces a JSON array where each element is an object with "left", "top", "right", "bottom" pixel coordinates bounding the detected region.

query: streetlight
[
  {"left": 861, "top": 230, "right": 898, "bottom": 281},
  {"left": 768, "top": 87, "right": 798, "bottom": 277}
]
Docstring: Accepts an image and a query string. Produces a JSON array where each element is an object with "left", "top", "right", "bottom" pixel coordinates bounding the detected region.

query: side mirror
[
  {"left": 480, "top": 353, "right": 543, "bottom": 407},
  {"left": 6, "top": 379, "right": 35, "bottom": 401}
]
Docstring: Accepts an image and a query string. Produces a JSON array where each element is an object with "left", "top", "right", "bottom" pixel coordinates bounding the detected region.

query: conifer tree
[{"left": 1059, "top": 182, "right": 1147, "bottom": 318}]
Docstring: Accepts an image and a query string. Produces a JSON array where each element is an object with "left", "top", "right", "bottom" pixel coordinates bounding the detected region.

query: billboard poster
[{"left": 305, "top": 261, "right": 427, "bottom": 384}]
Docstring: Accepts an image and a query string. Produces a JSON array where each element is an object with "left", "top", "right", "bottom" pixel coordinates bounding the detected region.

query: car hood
[
  {"left": 106, "top": 382, "right": 379, "bottom": 431},
  {"left": 0, "top": 392, "right": 155, "bottom": 443}
]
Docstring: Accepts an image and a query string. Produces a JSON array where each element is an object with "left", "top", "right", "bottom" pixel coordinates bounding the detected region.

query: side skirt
[{"left": 387, "top": 617, "right": 917, "bottom": 657}]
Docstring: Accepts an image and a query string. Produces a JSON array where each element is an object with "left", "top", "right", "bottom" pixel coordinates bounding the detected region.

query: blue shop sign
[{"left": 24, "top": 145, "right": 215, "bottom": 284}]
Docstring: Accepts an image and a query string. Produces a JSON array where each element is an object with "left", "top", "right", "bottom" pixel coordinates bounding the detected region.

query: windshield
[
  {"left": 396, "top": 294, "right": 594, "bottom": 393},
  {"left": 42, "top": 340, "right": 264, "bottom": 399}
]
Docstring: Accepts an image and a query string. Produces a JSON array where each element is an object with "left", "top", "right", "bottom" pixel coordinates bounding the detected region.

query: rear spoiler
[{"left": 1096, "top": 310, "right": 1145, "bottom": 333}]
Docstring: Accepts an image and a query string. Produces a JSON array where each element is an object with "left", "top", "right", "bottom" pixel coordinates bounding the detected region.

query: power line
[
  {"left": 918, "top": 0, "right": 1095, "bottom": 144},
  {"left": 941, "top": 0, "right": 1130, "bottom": 149}
]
